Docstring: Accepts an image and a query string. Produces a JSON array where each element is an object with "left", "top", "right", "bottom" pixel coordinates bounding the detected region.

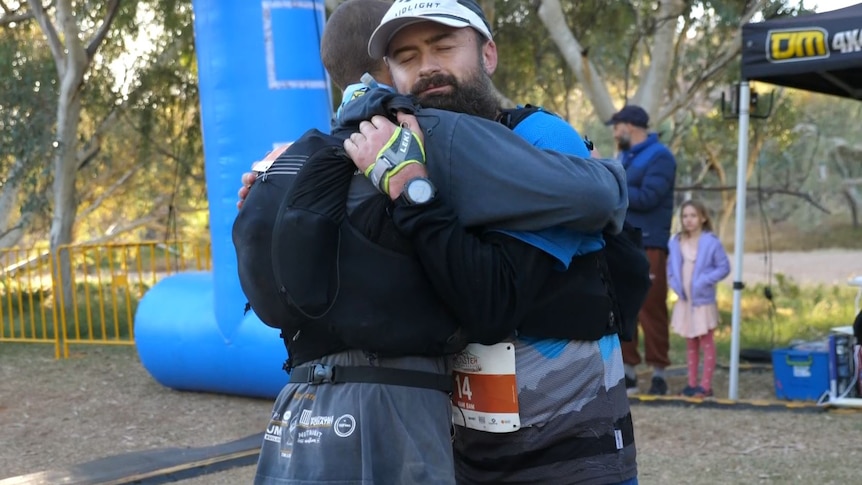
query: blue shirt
[{"left": 498, "top": 109, "right": 605, "bottom": 269}]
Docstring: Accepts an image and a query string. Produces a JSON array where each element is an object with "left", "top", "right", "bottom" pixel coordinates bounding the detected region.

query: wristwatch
[{"left": 401, "top": 177, "right": 436, "bottom": 205}]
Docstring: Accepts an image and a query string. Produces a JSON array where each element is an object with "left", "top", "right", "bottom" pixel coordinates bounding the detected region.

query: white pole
[{"left": 729, "top": 82, "right": 751, "bottom": 400}]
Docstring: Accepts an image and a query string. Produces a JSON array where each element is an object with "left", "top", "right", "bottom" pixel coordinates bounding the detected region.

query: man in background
[{"left": 609, "top": 104, "right": 677, "bottom": 396}]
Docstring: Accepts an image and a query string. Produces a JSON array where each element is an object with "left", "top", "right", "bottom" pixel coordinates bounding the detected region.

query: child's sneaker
[
  {"left": 695, "top": 387, "right": 714, "bottom": 398},
  {"left": 680, "top": 385, "right": 699, "bottom": 397}
]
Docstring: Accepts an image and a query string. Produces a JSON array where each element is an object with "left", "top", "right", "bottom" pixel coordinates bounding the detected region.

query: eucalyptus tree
[
  {"left": 531, "top": 0, "right": 802, "bottom": 124},
  {"left": 2, "top": 0, "right": 201, "bottom": 307},
  {"left": 25, "top": 0, "right": 121, "bottom": 271},
  {"left": 0, "top": 0, "right": 201, "bottom": 246}
]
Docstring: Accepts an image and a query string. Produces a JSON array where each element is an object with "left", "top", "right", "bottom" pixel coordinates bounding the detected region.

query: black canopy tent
[
  {"left": 727, "top": 4, "right": 862, "bottom": 399},
  {"left": 741, "top": 3, "right": 862, "bottom": 99}
]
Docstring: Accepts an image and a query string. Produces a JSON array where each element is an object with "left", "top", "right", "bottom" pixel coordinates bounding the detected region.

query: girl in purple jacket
[{"left": 668, "top": 200, "right": 730, "bottom": 397}]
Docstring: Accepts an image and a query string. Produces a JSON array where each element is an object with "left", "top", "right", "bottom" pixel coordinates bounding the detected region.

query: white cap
[{"left": 368, "top": 0, "right": 493, "bottom": 59}]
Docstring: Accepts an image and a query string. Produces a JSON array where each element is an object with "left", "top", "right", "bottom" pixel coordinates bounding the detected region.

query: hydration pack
[{"left": 232, "top": 129, "right": 348, "bottom": 331}]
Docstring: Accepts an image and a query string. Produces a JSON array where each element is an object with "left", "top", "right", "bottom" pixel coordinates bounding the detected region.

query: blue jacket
[
  {"left": 667, "top": 232, "right": 730, "bottom": 306},
  {"left": 620, "top": 133, "right": 676, "bottom": 249}
]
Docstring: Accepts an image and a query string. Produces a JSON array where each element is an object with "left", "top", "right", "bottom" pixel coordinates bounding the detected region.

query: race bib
[{"left": 450, "top": 343, "right": 520, "bottom": 433}]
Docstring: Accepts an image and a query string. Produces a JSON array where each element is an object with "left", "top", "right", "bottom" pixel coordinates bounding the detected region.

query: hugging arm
[
  {"left": 424, "top": 113, "right": 628, "bottom": 234},
  {"left": 337, "top": 92, "right": 628, "bottom": 234},
  {"left": 390, "top": 196, "right": 557, "bottom": 344}
]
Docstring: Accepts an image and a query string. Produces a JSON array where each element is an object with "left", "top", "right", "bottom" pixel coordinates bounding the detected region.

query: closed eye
[{"left": 393, "top": 54, "right": 415, "bottom": 65}]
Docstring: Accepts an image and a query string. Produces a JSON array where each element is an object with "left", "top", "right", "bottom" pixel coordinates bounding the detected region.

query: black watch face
[{"left": 407, "top": 179, "right": 434, "bottom": 204}]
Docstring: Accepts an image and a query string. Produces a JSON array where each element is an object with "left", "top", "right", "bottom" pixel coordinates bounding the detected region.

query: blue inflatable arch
[{"left": 134, "top": 0, "right": 332, "bottom": 398}]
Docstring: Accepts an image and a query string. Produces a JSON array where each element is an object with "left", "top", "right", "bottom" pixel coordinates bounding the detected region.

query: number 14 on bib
[{"left": 450, "top": 342, "right": 520, "bottom": 433}]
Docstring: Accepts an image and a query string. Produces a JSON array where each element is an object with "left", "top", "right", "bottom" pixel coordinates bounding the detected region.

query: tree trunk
[
  {"left": 28, "top": 0, "right": 119, "bottom": 309},
  {"left": 843, "top": 187, "right": 860, "bottom": 228},
  {"left": 50, "top": 88, "right": 83, "bottom": 308},
  {"left": 631, "top": 0, "right": 686, "bottom": 117},
  {"left": 718, "top": 192, "right": 736, "bottom": 242}
]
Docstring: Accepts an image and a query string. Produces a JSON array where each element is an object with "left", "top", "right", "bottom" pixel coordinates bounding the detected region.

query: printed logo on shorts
[
  {"left": 297, "top": 428, "right": 323, "bottom": 444},
  {"left": 264, "top": 410, "right": 290, "bottom": 444},
  {"left": 299, "top": 409, "right": 334, "bottom": 428},
  {"left": 333, "top": 414, "right": 356, "bottom": 438}
]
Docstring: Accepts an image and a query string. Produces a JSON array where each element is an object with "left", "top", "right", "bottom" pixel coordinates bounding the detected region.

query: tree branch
[
  {"left": 76, "top": 30, "right": 190, "bottom": 171},
  {"left": 657, "top": 0, "right": 770, "bottom": 122},
  {"left": 83, "top": 211, "right": 167, "bottom": 245},
  {"left": 26, "top": 0, "right": 63, "bottom": 74},
  {"left": 537, "top": 0, "right": 616, "bottom": 120},
  {"left": 676, "top": 184, "right": 831, "bottom": 213},
  {"left": 0, "top": 213, "right": 34, "bottom": 248},
  {"left": 55, "top": 0, "right": 88, "bottom": 79},
  {"left": 693, "top": 122, "right": 726, "bottom": 185},
  {"left": 667, "top": 13, "right": 691, "bottom": 102},
  {"left": 77, "top": 165, "right": 140, "bottom": 221},
  {"left": 0, "top": 9, "right": 33, "bottom": 26},
  {"left": 85, "top": 0, "right": 120, "bottom": 58},
  {"left": 0, "top": 157, "right": 35, "bottom": 247}
]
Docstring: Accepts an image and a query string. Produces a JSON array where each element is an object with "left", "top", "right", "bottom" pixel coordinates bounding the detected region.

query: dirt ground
[
  {"left": 2, "top": 344, "right": 860, "bottom": 485},
  {"left": 2, "top": 250, "right": 861, "bottom": 484},
  {"left": 0, "top": 344, "right": 267, "bottom": 484}
]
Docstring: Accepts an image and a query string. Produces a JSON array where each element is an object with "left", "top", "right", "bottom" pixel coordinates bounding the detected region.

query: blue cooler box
[{"left": 772, "top": 347, "right": 829, "bottom": 400}]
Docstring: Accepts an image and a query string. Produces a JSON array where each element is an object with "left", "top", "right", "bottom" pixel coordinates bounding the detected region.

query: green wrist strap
[{"left": 364, "top": 125, "right": 426, "bottom": 194}]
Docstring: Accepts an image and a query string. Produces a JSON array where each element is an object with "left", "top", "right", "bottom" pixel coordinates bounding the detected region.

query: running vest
[{"left": 232, "top": 127, "right": 463, "bottom": 366}]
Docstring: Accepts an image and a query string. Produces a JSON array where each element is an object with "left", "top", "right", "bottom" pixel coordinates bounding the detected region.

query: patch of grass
[
  {"left": 664, "top": 275, "right": 858, "bottom": 367},
  {"left": 0, "top": 281, "right": 142, "bottom": 342}
]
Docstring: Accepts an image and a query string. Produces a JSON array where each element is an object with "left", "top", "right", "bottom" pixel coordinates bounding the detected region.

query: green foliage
[
  {"left": 667, "top": 279, "right": 859, "bottom": 366},
  {"left": 0, "top": 21, "right": 57, "bottom": 228},
  {"left": 492, "top": 1, "right": 569, "bottom": 112},
  {"left": 73, "top": 1, "right": 205, "bottom": 243},
  {"left": 492, "top": 0, "right": 641, "bottom": 115},
  {"left": 1, "top": 0, "right": 207, "bottom": 245}
]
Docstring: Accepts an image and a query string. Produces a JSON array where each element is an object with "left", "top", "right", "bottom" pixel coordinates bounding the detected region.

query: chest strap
[{"left": 288, "top": 364, "right": 452, "bottom": 393}]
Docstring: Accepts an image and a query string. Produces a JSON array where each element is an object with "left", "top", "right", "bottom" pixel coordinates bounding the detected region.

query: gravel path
[{"left": 740, "top": 249, "right": 862, "bottom": 286}]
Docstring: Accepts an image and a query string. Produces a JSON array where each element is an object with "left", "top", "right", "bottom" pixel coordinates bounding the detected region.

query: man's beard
[
  {"left": 617, "top": 134, "right": 632, "bottom": 152},
  {"left": 411, "top": 69, "right": 499, "bottom": 121}
]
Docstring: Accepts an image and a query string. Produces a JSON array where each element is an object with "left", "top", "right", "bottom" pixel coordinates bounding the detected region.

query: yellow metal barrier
[
  {"left": 0, "top": 241, "right": 211, "bottom": 358},
  {"left": 0, "top": 245, "right": 60, "bottom": 357}
]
